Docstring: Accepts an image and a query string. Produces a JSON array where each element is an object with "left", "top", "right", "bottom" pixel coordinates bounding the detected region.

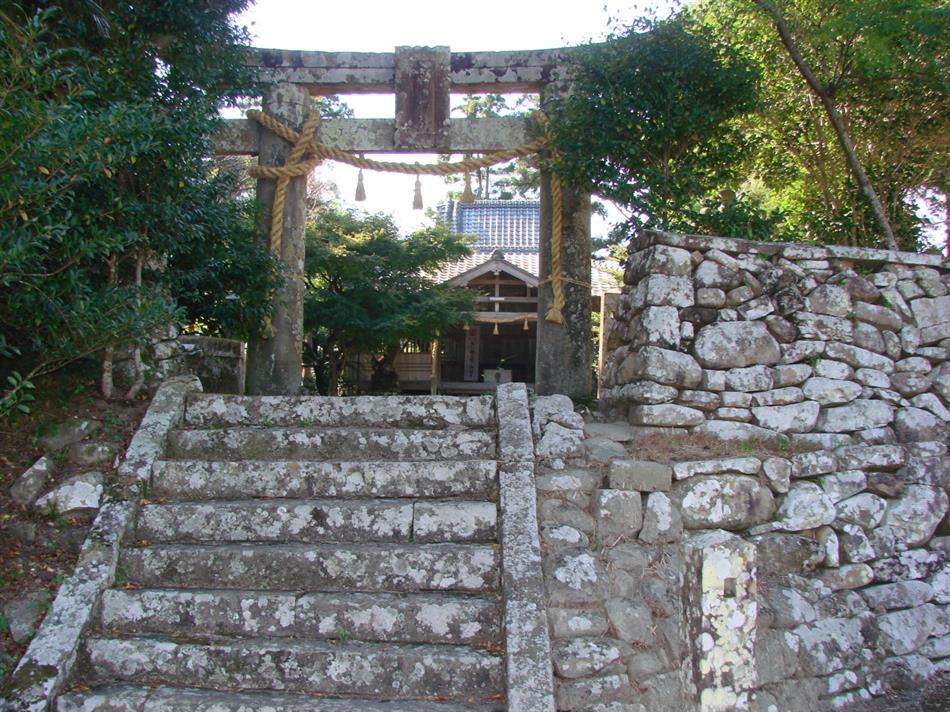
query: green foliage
[
  {"left": 303, "top": 207, "right": 475, "bottom": 395},
  {"left": 0, "top": 2, "right": 277, "bottom": 401},
  {"left": 698, "top": 0, "right": 950, "bottom": 249},
  {"left": 546, "top": 14, "right": 763, "bottom": 241}
]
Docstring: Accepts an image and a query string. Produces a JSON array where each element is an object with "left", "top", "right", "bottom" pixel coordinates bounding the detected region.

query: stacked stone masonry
[{"left": 535, "top": 231, "right": 948, "bottom": 712}]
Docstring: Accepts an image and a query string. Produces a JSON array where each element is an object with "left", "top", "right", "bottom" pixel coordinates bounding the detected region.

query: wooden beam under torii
[{"left": 226, "top": 44, "right": 592, "bottom": 399}]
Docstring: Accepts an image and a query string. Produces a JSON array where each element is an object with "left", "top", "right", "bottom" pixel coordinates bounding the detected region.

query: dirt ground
[{"left": 0, "top": 365, "right": 149, "bottom": 682}]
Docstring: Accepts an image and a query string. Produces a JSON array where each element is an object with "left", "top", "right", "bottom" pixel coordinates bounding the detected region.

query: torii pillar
[
  {"left": 246, "top": 83, "right": 313, "bottom": 395},
  {"left": 536, "top": 85, "right": 593, "bottom": 401}
]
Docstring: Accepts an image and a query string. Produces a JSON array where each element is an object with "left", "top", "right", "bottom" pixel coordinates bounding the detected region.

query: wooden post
[
  {"left": 536, "top": 168, "right": 593, "bottom": 400},
  {"left": 597, "top": 293, "right": 620, "bottom": 399},
  {"left": 430, "top": 338, "right": 441, "bottom": 395},
  {"left": 246, "top": 83, "right": 314, "bottom": 395}
]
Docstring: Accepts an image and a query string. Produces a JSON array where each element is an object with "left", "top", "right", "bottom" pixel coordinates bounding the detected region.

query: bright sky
[{"left": 234, "top": 0, "right": 663, "bottom": 237}]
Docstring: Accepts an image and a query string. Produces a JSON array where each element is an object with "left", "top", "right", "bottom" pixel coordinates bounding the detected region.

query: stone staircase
[{"left": 57, "top": 394, "right": 507, "bottom": 711}]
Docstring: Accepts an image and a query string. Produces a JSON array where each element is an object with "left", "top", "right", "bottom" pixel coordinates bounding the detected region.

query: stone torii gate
[{"left": 215, "top": 46, "right": 593, "bottom": 399}]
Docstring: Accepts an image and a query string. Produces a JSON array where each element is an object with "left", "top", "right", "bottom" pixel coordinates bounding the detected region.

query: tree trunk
[
  {"left": 125, "top": 252, "right": 145, "bottom": 400},
  {"left": 100, "top": 255, "right": 117, "bottom": 399},
  {"left": 752, "top": 0, "right": 899, "bottom": 251}
]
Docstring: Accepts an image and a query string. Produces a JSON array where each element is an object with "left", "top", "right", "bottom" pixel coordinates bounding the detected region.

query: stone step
[
  {"left": 120, "top": 543, "right": 500, "bottom": 592},
  {"left": 58, "top": 685, "right": 505, "bottom": 711},
  {"left": 149, "top": 459, "right": 498, "bottom": 501},
  {"left": 99, "top": 589, "right": 503, "bottom": 645},
  {"left": 80, "top": 636, "right": 504, "bottom": 702},
  {"left": 135, "top": 499, "right": 498, "bottom": 544},
  {"left": 165, "top": 427, "right": 497, "bottom": 462},
  {"left": 185, "top": 393, "right": 496, "bottom": 430}
]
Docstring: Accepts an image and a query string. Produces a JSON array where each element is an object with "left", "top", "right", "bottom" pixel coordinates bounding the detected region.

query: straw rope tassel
[
  {"left": 461, "top": 171, "right": 476, "bottom": 204},
  {"left": 355, "top": 161, "right": 366, "bottom": 201},
  {"left": 413, "top": 175, "right": 423, "bottom": 210},
  {"left": 545, "top": 173, "right": 566, "bottom": 324}
]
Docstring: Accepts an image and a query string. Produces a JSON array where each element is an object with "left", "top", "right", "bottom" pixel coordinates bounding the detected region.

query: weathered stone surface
[
  {"left": 763, "top": 457, "right": 791, "bottom": 493},
  {"left": 616, "top": 381, "right": 679, "bottom": 404},
  {"left": 695, "top": 259, "right": 741, "bottom": 289},
  {"left": 726, "top": 365, "right": 775, "bottom": 392},
  {"left": 752, "top": 387, "right": 804, "bottom": 406},
  {"left": 753, "top": 533, "right": 823, "bottom": 576},
  {"left": 837, "top": 523, "right": 876, "bottom": 564},
  {"left": 866, "top": 470, "right": 905, "bottom": 497},
  {"left": 752, "top": 401, "right": 820, "bottom": 433},
  {"left": 693, "top": 322, "right": 781, "bottom": 368},
  {"left": 593, "top": 489, "right": 643, "bottom": 541},
  {"left": 548, "top": 608, "right": 609, "bottom": 639},
  {"left": 814, "top": 359, "right": 854, "bottom": 379},
  {"left": 629, "top": 404, "right": 704, "bottom": 428},
  {"left": 871, "top": 549, "right": 944, "bottom": 583},
  {"left": 820, "top": 564, "right": 873, "bottom": 591},
  {"left": 807, "top": 284, "right": 852, "bottom": 317},
  {"left": 861, "top": 581, "right": 934, "bottom": 611},
  {"left": 533, "top": 393, "right": 584, "bottom": 435},
  {"left": 911, "top": 393, "right": 950, "bottom": 421},
  {"left": 882, "top": 485, "right": 948, "bottom": 548},
  {"left": 697, "top": 287, "right": 727, "bottom": 307},
  {"left": 818, "top": 470, "right": 866, "bottom": 503},
  {"left": 794, "top": 312, "right": 854, "bottom": 342},
  {"left": 605, "top": 598, "right": 655, "bottom": 645},
  {"left": 100, "top": 589, "right": 501, "bottom": 645},
  {"left": 835, "top": 493, "right": 887, "bottom": 529},
  {"left": 610, "top": 460, "right": 672, "bottom": 492},
  {"left": 536, "top": 469, "right": 602, "bottom": 493},
  {"left": 835, "top": 444, "right": 906, "bottom": 470},
  {"left": 781, "top": 340, "right": 825, "bottom": 364},
  {"left": 123, "top": 542, "right": 499, "bottom": 592},
  {"left": 677, "top": 390, "right": 720, "bottom": 411},
  {"left": 891, "top": 372, "right": 932, "bottom": 397},
  {"left": 10, "top": 456, "right": 52, "bottom": 506},
  {"left": 884, "top": 654, "right": 937, "bottom": 690},
  {"left": 815, "top": 399, "right": 894, "bottom": 433},
  {"left": 878, "top": 604, "right": 940, "bottom": 655},
  {"left": 692, "top": 419, "right": 779, "bottom": 442},
  {"left": 773, "top": 364, "right": 813, "bottom": 387},
  {"left": 793, "top": 616, "right": 869, "bottom": 676},
  {"left": 82, "top": 636, "right": 502, "bottom": 700},
  {"left": 626, "top": 244, "right": 693, "bottom": 281},
  {"left": 715, "top": 407, "right": 752, "bottom": 422},
  {"left": 824, "top": 342, "right": 895, "bottom": 372},
  {"left": 774, "top": 482, "right": 837, "bottom": 531},
  {"left": 911, "top": 295, "right": 950, "bottom": 328},
  {"left": 896, "top": 407, "right": 947, "bottom": 442},
  {"left": 676, "top": 475, "right": 774, "bottom": 530},
  {"left": 619, "top": 346, "right": 702, "bottom": 388},
  {"left": 539, "top": 499, "right": 595, "bottom": 534},
  {"left": 791, "top": 450, "right": 837, "bottom": 478},
  {"left": 802, "top": 377, "right": 862, "bottom": 405},
  {"left": 854, "top": 321, "right": 885, "bottom": 353},
  {"left": 738, "top": 294, "right": 774, "bottom": 320},
  {"left": 536, "top": 422, "right": 584, "bottom": 460},
  {"left": 853, "top": 301, "right": 903, "bottom": 330},
  {"left": 639, "top": 491, "right": 683, "bottom": 544},
  {"left": 630, "top": 274, "right": 695, "bottom": 309},
  {"left": 67, "top": 441, "right": 117, "bottom": 468},
  {"left": 544, "top": 549, "right": 607, "bottom": 605},
  {"left": 672, "top": 457, "right": 761, "bottom": 480},
  {"left": 726, "top": 285, "right": 755, "bottom": 307},
  {"left": 629, "top": 306, "right": 681, "bottom": 350},
  {"left": 34, "top": 471, "right": 103, "bottom": 514},
  {"left": 553, "top": 638, "right": 627, "bottom": 679},
  {"left": 152, "top": 459, "right": 498, "bottom": 501},
  {"left": 2, "top": 592, "right": 47, "bottom": 644},
  {"left": 36, "top": 418, "right": 102, "bottom": 452},
  {"left": 932, "top": 564, "right": 950, "bottom": 605},
  {"left": 556, "top": 672, "right": 633, "bottom": 710},
  {"left": 766, "top": 314, "right": 799, "bottom": 343},
  {"left": 584, "top": 422, "right": 638, "bottom": 442},
  {"left": 168, "top": 426, "right": 496, "bottom": 462}
]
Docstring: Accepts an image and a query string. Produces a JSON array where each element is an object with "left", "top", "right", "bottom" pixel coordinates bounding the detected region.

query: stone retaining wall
[
  {"left": 532, "top": 397, "right": 948, "bottom": 711},
  {"left": 541, "top": 232, "right": 949, "bottom": 711},
  {"left": 601, "top": 230, "right": 949, "bottom": 447}
]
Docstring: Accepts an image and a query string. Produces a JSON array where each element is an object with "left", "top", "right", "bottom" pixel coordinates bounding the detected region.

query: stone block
[
  {"left": 820, "top": 564, "right": 873, "bottom": 591},
  {"left": 639, "top": 491, "right": 682, "bottom": 544},
  {"left": 878, "top": 604, "right": 941, "bottom": 655},
  {"left": 773, "top": 482, "right": 836, "bottom": 531},
  {"left": 695, "top": 259, "right": 741, "bottom": 289},
  {"left": 672, "top": 457, "right": 761, "bottom": 480},
  {"left": 752, "top": 401, "right": 820, "bottom": 433},
  {"left": 629, "top": 404, "right": 704, "bottom": 428},
  {"left": 548, "top": 608, "right": 609, "bottom": 639},
  {"left": 818, "top": 470, "right": 867, "bottom": 503},
  {"left": 752, "top": 387, "right": 804, "bottom": 406},
  {"left": 593, "top": 489, "right": 643, "bottom": 540},
  {"left": 824, "top": 342, "right": 895, "bottom": 372},
  {"left": 619, "top": 346, "right": 702, "bottom": 388},
  {"left": 693, "top": 322, "right": 781, "bottom": 369},
  {"left": 609, "top": 460, "right": 672, "bottom": 492},
  {"left": 815, "top": 399, "right": 894, "bottom": 433},
  {"left": 806, "top": 284, "right": 852, "bottom": 316},
  {"left": 10, "top": 456, "right": 53, "bottom": 506},
  {"left": 630, "top": 274, "right": 695, "bottom": 309},
  {"left": 853, "top": 301, "right": 903, "bottom": 330},
  {"left": 676, "top": 475, "right": 774, "bottom": 530},
  {"left": 793, "top": 312, "right": 854, "bottom": 342},
  {"left": 726, "top": 365, "right": 775, "bottom": 392}
]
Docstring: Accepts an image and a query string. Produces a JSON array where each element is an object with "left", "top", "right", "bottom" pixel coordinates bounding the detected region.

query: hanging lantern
[
  {"left": 460, "top": 171, "right": 476, "bottom": 204},
  {"left": 412, "top": 175, "right": 423, "bottom": 210},
  {"left": 354, "top": 166, "right": 366, "bottom": 201}
]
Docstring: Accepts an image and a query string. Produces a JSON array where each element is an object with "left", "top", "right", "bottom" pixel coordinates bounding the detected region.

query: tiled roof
[
  {"left": 437, "top": 199, "right": 540, "bottom": 252},
  {"left": 433, "top": 199, "right": 621, "bottom": 297}
]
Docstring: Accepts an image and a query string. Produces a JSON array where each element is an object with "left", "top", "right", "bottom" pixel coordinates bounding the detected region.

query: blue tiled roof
[{"left": 437, "top": 199, "right": 540, "bottom": 252}]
